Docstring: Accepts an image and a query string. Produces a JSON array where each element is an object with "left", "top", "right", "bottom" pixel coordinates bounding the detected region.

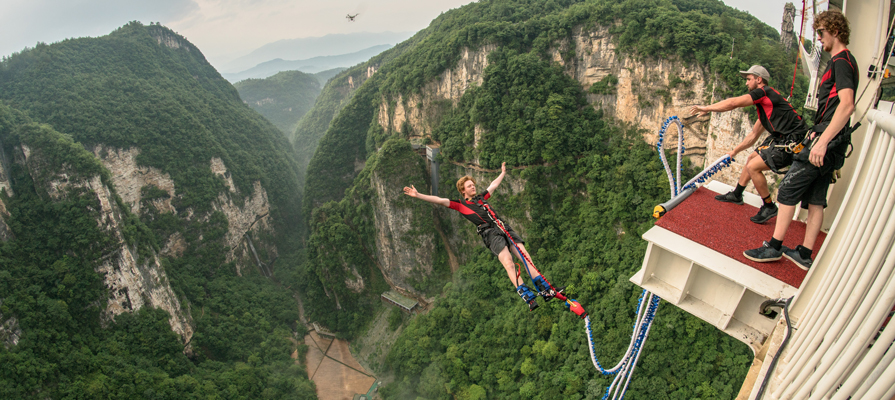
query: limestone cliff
[
  {"left": 369, "top": 166, "right": 438, "bottom": 303},
  {"left": 0, "top": 144, "right": 281, "bottom": 344},
  {"left": 20, "top": 144, "right": 195, "bottom": 342},
  {"left": 379, "top": 25, "right": 765, "bottom": 174},
  {"left": 0, "top": 300, "right": 21, "bottom": 349}
]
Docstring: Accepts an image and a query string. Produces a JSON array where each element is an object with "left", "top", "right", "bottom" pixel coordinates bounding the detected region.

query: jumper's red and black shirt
[
  {"left": 748, "top": 86, "right": 807, "bottom": 142},
  {"left": 815, "top": 49, "right": 859, "bottom": 131},
  {"left": 448, "top": 191, "right": 500, "bottom": 226}
]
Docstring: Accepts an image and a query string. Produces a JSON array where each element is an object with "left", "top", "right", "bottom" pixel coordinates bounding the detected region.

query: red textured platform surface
[{"left": 655, "top": 187, "right": 826, "bottom": 288}]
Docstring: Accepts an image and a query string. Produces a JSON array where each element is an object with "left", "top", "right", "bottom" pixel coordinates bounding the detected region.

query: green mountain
[
  {"left": 294, "top": 0, "right": 805, "bottom": 398},
  {"left": 0, "top": 22, "right": 314, "bottom": 398},
  {"left": 234, "top": 70, "right": 323, "bottom": 137},
  {"left": 312, "top": 67, "right": 347, "bottom": 85}
]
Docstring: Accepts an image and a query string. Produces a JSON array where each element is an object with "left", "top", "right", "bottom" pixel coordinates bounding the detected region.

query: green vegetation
[
  {"left": 589, "top": 74, "right": 618, "bottom": 95},
  {"left": 296, "top": 0, "right": 808, "bottom": 398},
  {"left": 234, "top": 70, "right": 322, "bottom": 137},
  {"left": 0, "top": 21, "right": 315, "bottom": 398},
  {"left": 312, "top": 67, "right": 347, "bottom": 86}
]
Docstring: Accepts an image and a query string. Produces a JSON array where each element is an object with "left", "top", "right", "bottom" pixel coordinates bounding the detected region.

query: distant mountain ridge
[
  {"left": 220, "top": 31, "right": 415, "bottom": 73},
  {"left": 223, "top": 44, "right": 392, "bottom": 82}
]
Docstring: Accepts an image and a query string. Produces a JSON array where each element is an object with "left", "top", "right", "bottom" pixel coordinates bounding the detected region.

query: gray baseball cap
[{"left": 739, "top": 65, "right": 770, "bottom": 82}]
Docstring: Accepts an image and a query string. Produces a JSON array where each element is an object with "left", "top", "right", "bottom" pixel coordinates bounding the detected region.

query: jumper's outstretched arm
[
  {"left": 403, "top": 185, "right": 449, "bottom": 207},
  {"left": 486, "top": 162, "right": 507, "bottom": 193}
]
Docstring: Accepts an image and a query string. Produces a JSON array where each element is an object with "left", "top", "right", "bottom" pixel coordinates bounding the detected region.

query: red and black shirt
[
  {"left": 815, "top": 49, "right": 859, "bottom": 132},
  {"left": 748, "top": 86, "right": 807, "bottom": 142},
  {"left": 448, "top": 191, "right": 500, "bottom": 227}
]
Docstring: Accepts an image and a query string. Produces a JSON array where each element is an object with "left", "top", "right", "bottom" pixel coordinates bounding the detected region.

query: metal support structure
[{"left": 426, "top": 146, "right": 439, "bottom": 197}]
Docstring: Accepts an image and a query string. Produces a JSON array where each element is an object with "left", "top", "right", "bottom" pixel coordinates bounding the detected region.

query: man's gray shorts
[{"left": 480, "top": 224, "right": 524, "bottom": 256}]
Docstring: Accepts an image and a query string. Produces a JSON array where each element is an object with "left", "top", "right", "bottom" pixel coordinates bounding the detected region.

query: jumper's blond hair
[{"left": 456, "top": 175, "right": 476, "bottom": 195}]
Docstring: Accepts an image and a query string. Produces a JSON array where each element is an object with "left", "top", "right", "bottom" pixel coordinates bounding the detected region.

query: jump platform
[{"left": 631, "top": 180, "right": 826, "bottom": 351}]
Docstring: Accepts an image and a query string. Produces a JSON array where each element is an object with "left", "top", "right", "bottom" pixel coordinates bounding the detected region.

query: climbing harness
[{"left": 583, "top": 116, "right": 731, "bottom": 399}]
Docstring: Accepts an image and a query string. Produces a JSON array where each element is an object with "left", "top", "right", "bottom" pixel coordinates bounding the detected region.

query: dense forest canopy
[
  {"left": 0, "top": 22, "right": 315, "bottom": 398},
  {"left": 294, "top": 0, "right": 806, "bottom": 398}
]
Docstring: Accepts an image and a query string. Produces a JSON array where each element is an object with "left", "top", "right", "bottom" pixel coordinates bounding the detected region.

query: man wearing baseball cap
[{"left": 689, "top": 64, "right": 807, "bottom": 224}]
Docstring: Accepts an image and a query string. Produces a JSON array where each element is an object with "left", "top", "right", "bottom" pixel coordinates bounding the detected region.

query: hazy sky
[{"left": 2, "top": 0, "right": 798, "bottom": 69}]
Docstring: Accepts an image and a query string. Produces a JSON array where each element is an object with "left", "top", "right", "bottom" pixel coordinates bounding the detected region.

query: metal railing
[{"left": 760, "top": 108, "right": 895, "bottom": 399}]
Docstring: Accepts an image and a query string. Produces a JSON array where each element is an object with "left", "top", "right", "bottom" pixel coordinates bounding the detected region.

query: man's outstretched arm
[
  {"left": 689, "top": 94, "right": 754, "bottom": 116},
  {"left": 403, "top": 185, "right": 450, "bottom": 207}
]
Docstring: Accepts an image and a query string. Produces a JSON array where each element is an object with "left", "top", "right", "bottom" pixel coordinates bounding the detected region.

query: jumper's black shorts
[
  {"left": 756, "top": 135, "right": 795, "bottom": 174},
  {"left": 480, "top": 222, "right": 524, "bottom": 256},
  {"left": 776, "top": 138, "right": 848, "bottom": 209}
]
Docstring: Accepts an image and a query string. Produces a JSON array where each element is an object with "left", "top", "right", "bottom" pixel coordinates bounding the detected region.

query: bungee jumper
[{"left": 402, "top": 162, "right": 585, "bottom": 317}]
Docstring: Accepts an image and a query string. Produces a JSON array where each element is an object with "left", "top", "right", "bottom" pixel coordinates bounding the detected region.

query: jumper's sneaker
[
  {"left": 783, "top": 245, "right": 814, "bottom": 271},
  {"left": 744, "top": 241, "right": 783, "bottom": 262},
  {"left": 715, "top": 190, "right": 744, "bottom": 205},
  {"left": 516, "top": 285, "right": 539, "bottom": 311},
  {"left": 751, "top": 203, "right": 778, "bottom": 224}
]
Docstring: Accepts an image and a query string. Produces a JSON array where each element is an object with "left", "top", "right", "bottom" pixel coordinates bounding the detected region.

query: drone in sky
[{"left": 346, "top": 14, "right": 359, "bottom": 22}]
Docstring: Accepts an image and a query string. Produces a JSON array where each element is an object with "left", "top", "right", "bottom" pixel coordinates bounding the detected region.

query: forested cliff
[
  {"left": 295, "top": 0, "right": 805, "bottom": 398},
  {"left": 0, "top": 23, "right": 314, "bottom": 398}
]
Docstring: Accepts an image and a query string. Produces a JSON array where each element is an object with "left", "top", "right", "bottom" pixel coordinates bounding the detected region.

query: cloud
[{"left": 2, "top": 0, "right": 198, "bottom": 57}]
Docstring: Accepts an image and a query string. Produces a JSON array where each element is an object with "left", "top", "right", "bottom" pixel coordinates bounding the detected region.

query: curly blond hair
[{"left": 814, "top": 10, "right": 850, "bottom": 45}]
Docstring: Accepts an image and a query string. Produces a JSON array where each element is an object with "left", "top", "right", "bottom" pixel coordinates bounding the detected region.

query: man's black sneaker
[
  {"left": 715, "top": 190, "right": 744, "bottom": 205},
  {"left": 744, "top": 241, "right": 783, "bottom": 262},
  {"left": 526, "top": 299, "right": 539, "bottom": 311},
  {"left": 783, "top": 246, "right": 813, "bottom": 271},
  {"left": 517, "top": 285, "right": 540, "bottom": 311},
  {"left": 751, "top": 204, "right": 778, "bottom": 224}
]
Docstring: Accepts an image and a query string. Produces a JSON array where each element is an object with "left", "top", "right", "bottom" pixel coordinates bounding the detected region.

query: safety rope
[
  {"left": 680, "top": 155, "right": 733, "bottom": 192},
  {"left": 583, "top": 290, "right": 661, "bottom": 400},
  {"left": 657, "top": 116, "right": 685, "bottom": 197},
  {"left": 583, "top": 115, "right": 730, "bottom": 399}
]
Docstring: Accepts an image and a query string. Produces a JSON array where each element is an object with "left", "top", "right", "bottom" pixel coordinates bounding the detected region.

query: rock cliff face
[
  {"left": 369, "top": 24, "right": 771, "bottom": 297},
  {"left": 0, "top": 144, "right": 280, "bottom": 344},
  {"left": 0, "top": 301, "right": 21, "bottom": 349},
  {"left": 31, "top": 144, "right": 194, "bottom": 342},
  {"left": 96, "top": 147, "right": 275, "bottom": 275},
  {"left": 369, "top": 167, "right": 438, "bottom": 303},
  {"left": 379, "top": 44, "right": 497, "bottom": 139},
  {"left": 559, "top": 25, "right": 776, "bottom": 192}
]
